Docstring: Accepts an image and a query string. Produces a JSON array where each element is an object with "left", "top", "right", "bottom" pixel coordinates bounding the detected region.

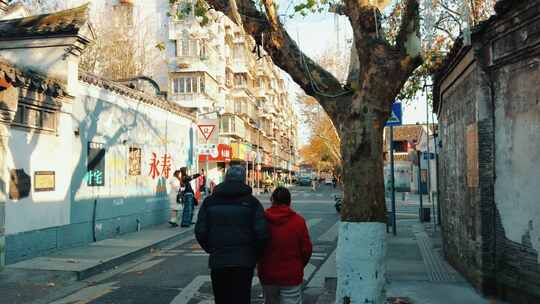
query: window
[
  {"left": 220, "top": 116, "right": 237, "bottom": 134},
  {"left": 199, "top": 40, "right": 208, "bottom": 59},
  {"left": 185, "top": 77, "right": 193, "bottom": 93},
  {"left": 13, "top": 104, "right": 57, "bottom": 132},
  {"left": 199, "top": 77, "right": 205, "bottom": 93},
  {"left": 234, "top": 73, "right": 247, "bottom": 87},
  {"left": 172, "top": 75, "right": 206, "bottom": 94}
]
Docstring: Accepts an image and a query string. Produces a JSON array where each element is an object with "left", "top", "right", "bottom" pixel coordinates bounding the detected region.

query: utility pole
[{"left": 417, "top": 150, "right": 424, "bottom": 222}]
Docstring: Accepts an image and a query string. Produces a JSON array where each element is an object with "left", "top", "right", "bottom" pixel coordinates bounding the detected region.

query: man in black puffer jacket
[{"left": 195, "top": 165, "right": 269, "bottom": 304}]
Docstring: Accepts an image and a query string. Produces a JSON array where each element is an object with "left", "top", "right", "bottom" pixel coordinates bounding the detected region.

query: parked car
[{"left": 297, "top": 177, "right": 312, "bottom": 186}]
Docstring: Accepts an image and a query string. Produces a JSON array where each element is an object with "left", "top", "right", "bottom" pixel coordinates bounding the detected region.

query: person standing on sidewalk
[
  {"left": 179, "top": 167, "right": 200, "bottom": 227},
  {"left": 195, "top": 165, "right": 269, "bottom": 304},
  {"left": 258, "top": 187, "right": 312, "bottom": 304},
  {"left": 168, "top": 170, "right": 182, "bottom": 227}
]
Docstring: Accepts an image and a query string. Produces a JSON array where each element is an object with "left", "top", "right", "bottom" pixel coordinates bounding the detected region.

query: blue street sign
[{"left": 385, "top": 102, "right": 403, "bottom": 127}]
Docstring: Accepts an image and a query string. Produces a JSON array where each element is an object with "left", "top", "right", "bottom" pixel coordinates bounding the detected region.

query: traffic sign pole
[
  {"left": 385, "top": 102, "right": 402, "bottom": 235},
  {"left": 390, "top": 126, "right": 397, "bottom": 236}
]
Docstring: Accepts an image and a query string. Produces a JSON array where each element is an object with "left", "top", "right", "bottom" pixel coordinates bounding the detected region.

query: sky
[{"left": 275, "top": 2, "right": 435, "bottom": 145}]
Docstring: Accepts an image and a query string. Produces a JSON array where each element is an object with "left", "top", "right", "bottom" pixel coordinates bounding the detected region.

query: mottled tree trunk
[{"left": 339, "top": 102, "right": 387, "bottom": 223}]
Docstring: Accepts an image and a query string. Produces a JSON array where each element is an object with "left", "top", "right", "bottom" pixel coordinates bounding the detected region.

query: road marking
[
  {"left": 184, "top": 253, "right": 209, "bottom": 257},
  {"left": 311, "top": 256, "right": 326, "bottom": 260},
  {"left": 124, "top": 259, "right": 165, "bottom": 274},
  {"left": 308, "top": 249, "right": 336, "bottom": 289},
  {"left": 304, "top": 263, "right": 317, "bottom": 282},
  {"left": 49, "top": 281, "right": 119, "bottom": 304},
  {"left": 318, "top": 221, "right": 340, "bottom": 242},
  {"left": 169, "top": 275, "right": 210, "bottom": 304}
]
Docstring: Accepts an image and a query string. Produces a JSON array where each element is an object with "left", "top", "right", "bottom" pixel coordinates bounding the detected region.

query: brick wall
[
  {"left": 435, "top": 1, "right": 540, "bottom": 302},
  {"left": 438, "top": 61, "right": 487, "bottom": 290}
]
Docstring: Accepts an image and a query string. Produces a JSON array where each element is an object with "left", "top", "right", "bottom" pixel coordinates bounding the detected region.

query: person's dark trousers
[{"left": 211, "top": 267, "right": 254, "bottom": 304}]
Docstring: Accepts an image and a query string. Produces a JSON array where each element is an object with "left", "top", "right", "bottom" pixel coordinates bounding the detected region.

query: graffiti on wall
[{"left": 148, "top": 152, "right": 172, "bottom": 179}]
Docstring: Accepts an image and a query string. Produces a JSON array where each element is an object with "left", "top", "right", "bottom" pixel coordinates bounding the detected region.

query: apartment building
[{"left": 164, "top": 0, "right": 299, "bottom": 187}]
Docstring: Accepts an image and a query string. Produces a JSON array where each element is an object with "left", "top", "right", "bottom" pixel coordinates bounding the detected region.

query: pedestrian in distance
[
  {"left": 258, "top": 187, "right": 312, "bottom": 304},
  {"left": 195, "top": 165, "right": 269, "bottom": 304},
  {"left": 179, "top": 167, "right": 200, "bottom": 227},
  {"left": 168, "top": 170, "right": 182, "bottom": 227}
]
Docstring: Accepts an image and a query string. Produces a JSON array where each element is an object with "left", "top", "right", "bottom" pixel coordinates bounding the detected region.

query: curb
[{"left": 77, "top": 227, "right": 194, "bottom": 280}]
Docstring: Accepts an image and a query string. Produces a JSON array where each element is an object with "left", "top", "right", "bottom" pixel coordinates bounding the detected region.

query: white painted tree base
[{"left": 336, "top": 222, "right": 386, "bottom": 304}]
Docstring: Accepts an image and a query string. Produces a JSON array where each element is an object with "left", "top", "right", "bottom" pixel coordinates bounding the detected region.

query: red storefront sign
[{"left": 198, "top": 144, "right": 232, "bottom": 162}]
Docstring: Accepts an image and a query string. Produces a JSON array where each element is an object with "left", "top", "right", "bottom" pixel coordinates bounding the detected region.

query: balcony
[
  {"left": 169, "top": 93, "right": 211, "bottom": 108},
  {"left": 220, "top": 115, "right": 246, "bottom": 139}
]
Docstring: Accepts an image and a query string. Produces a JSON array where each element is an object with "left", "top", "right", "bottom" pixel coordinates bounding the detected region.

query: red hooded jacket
[{"left": 257, "top": 205, "right": 312, "bottom": 286}]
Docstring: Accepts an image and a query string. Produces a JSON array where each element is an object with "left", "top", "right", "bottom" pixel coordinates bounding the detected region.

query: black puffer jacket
[{"left": 195, "top": 181, "right": 269, "bottom": 269}]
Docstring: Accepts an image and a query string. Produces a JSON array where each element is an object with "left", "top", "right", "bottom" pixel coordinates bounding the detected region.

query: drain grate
[{"left": 415, "top": 231, "right": 457, "bottom": 282}]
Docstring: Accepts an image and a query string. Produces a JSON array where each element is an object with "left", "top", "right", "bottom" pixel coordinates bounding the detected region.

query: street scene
[{"left": 1, "top": 0, "right": 539, "bottom": 303}]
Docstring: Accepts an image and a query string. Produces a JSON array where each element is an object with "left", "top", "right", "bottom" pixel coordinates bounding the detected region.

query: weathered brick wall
[
  {"left": 435, "top": 1, "right": 540, "bottom": 302},
  {"left": 438, "top": 61, "right": 485, "bottom": 289},
  {"left": 490, "top": 56, "right": 540, "bottom": 303}
]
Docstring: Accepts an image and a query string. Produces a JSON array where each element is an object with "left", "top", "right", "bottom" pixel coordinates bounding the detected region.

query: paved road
[
  {"left": 45, "top": 186, "right": 430, "bottom": 304},
  {"left": 47, "top": 186, "right": 341, "bottom": 304}
]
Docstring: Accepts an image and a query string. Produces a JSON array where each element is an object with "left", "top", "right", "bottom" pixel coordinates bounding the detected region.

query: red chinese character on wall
[
  {"left": 149, "top": 152, "right": 160, "bottom": 179},
  {"left": 161, "top": 153, "right": 171, "bottom": 178}
]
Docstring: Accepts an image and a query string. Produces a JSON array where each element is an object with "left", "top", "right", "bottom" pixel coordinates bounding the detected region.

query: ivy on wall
[{"left": 168, "top": 0, "right": 210, "bottom": 26}]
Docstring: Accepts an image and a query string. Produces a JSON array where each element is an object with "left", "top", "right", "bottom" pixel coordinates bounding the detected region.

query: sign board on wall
[
  {"left": 87, "top": 142, "right": 105, "bottom": 187},
  {"left": 9, "top": 169, "right": 30, "bottom": 200},
  {"left": 128, "top": 146, "right": 141, "bottom": 176},
  {"left": 198, "top": 144, "right": 218, "bottom": 157},
  {"left": 34, "top": 171, "right": 55, "bottom": 192},
  {"left": 466, "top": 124, "right": 479, "bottom": 187},
  {"left": 198, "top": 144, "right": 232, "bottom": 162}
]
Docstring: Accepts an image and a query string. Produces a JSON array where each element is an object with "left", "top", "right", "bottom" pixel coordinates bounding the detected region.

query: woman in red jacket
[{"left": 258, "top": 187, "right": 312, "bottom": 304}]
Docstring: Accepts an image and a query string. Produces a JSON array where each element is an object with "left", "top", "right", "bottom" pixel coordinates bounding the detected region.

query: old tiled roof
[
  {"left": 79, "top": 72, "right": 196, "bottom": 120},
  {"left": 0, "top": 58, "right": 67, "bottom": 97},
  {"left": 0, "top": 4, "right": 88, "bottom": 39},
  {"left": 392, "top": 125, "right": 423, "bottom": 142},
  {"left": 384, "top": 124, "right": 424, "bottom": 152}
]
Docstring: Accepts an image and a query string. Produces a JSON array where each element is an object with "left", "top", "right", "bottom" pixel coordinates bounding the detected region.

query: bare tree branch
[{"left": 205, "top": 0, "right": 351, "bottom": 118}]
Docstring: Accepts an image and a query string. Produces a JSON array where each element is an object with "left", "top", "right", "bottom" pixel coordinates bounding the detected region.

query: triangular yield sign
[{"left": 198, "top": 124, "right": 215, "bottom": 141}]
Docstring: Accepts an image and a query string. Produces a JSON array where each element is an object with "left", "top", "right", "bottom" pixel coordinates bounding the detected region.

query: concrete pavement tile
[{"left": 386, "top": 281, "right": 497, "bottom": 304}]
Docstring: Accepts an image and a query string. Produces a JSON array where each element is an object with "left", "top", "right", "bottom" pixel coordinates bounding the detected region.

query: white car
[{"left": 324, "top": 178, "right": 333, "bottom": 185}]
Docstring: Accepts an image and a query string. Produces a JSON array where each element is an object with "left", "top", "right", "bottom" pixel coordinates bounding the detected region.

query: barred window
[{"left": 13, "top": 104, "right": 57, "bottom": 132}]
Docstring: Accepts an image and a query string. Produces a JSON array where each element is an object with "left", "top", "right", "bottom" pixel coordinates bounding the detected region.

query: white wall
[
  {"left": 0, "top": 42, "right": 80, "bottom": 95},
  {"left": 495, "top": 101, "right": 540, "bottom": 262},
  {"left": 5, "top": 102, "right": 74, "bottom": 234},
  {"left": 72, "top": 82, "right": 194, "bottom": 201}
]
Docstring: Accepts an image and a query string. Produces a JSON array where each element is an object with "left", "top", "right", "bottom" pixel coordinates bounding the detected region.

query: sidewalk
[
  {"left": 315, "top": 218, "right": 501, "bottom": 304},
  {"left": 0, "top": 221, "right": 195, "bottom": 304},
  {"left": 385, "top": 219, "right": 501, "bottom": 304}
]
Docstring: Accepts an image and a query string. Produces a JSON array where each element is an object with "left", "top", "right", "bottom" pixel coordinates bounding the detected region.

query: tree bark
[{"left": 338, "top": 97, "right": 388, "bottom": 222}]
